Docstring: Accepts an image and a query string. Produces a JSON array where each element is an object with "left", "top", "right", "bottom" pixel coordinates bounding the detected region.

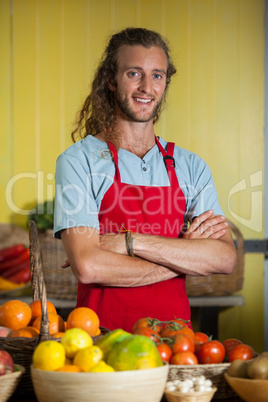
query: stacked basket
[
  {"left": 38, "top": 230, "right": 78, "bottom": 300},
  {"left": 186, "top": 219, "right": 244, "bottom": 296}
]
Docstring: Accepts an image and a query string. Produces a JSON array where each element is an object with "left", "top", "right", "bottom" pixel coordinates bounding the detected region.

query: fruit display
[
  {"left": 131, "top": 316, "right": 256, "bottom": 365},
  {"left": 0, "top": 244, "right": 31, "bottom": 290},
  {"left": 32, "top": 328, "right": 163, "bottom": 373},
  {"left": 227, "top": 353, "right": 268, "bottom": 379},
  {"left": 0, "top": 299, "right": 101, "bottom": 339}
]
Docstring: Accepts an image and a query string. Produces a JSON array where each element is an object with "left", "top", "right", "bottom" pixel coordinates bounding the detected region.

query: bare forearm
[
  {"left": 81, "top": 250, "right": 177, "bottom": 286},
  {"left": 61, "top": 229, "right": 177, "bottom": 287},
  {"left": 99, "top": 213, "right": 237, "bottom": 276},
  {"left": 132, "top": 232, "right": 237, "bottom": 276}
]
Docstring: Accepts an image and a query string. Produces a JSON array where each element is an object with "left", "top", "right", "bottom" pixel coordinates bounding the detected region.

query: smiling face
[{"left": 110, "top": 45, "right": 168, "bottom": 123}]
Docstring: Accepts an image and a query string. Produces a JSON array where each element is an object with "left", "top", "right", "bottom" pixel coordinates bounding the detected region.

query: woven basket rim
[
  {"left": 0, "top": 364, "right": 25, "bottom": 380},
  {"left": 169, "top": 363, "right": 230, "bottom": 369},
  {"left": 165, "top": 386, "right": 217, "bottom": 396}
]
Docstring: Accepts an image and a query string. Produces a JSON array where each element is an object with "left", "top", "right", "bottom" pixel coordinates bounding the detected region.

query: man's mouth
[{"left": 133, "top": 97, "right": 153, "bottom": 104}]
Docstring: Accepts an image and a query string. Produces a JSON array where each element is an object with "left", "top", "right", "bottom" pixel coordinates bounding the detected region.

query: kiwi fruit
[
  {"left": 227, "top": 359, "right": 249, "bottom": 378},
  {"left": 247, "top": 355, "right": 268, "bottom": 379}
]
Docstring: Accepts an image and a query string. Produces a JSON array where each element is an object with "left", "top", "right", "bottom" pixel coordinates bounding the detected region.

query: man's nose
[{"left": 138, "top": 76, "right": 152, "bottom": 93}]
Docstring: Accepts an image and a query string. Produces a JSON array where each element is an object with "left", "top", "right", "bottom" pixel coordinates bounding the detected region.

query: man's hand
[{"left": 183, "top": 210, "right": 228, "bottom": 240}]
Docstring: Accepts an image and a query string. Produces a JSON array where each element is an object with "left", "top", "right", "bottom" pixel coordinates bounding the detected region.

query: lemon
[
  {"left": 107, "top": 335, "right": 163, "bottom": 371},
  {"left": 33, "top": 340, "right": 65, "bottom": 371},
  {"left": 60, "top": 328, "right": 93, "bottom": 358},
  {"left": 73, "top": 345, "right": 103, "bottom": 372},
  {"left": 95, "top": 328, "right": 132, "bottom": 361},
  {"left": 89, "top": 360, "right": 115, "bottom": 372}
]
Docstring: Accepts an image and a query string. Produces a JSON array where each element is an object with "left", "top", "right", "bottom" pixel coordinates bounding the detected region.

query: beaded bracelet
[{"left": 125, "top": 230, "right": 134, "bottom": 257}]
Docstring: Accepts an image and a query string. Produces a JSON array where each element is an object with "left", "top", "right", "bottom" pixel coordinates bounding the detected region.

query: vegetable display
[
  {"left": 0, "top": 244, "right": 31, "bottom": 290},
  {"left": 131, "top": 317, "right": 255, "bottom": 365}
]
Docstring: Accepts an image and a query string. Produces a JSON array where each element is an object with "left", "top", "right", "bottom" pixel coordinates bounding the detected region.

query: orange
[
  {"left": 66, "top": 307, "right": 100, "bottom": 337},
  {"left": 52, "top": 332, "right": 65, "bottom": 338},
  {"left": 56, "top": 364, "right": 82, "bottom": 372},
  {"left": 33, "top": 312, "right": 65, "bottom": 335},
  {"left": 11, "top": 326, "right": 39, "bottom": 338},
  {"left": 0, "top": 300, "right": 32, "bottom": 330},
  {"left": 29, "top": 300, "right": 57, "bottom": 325},
  {"left": 95, "top": 328, "right": 101, "bottom": 336}
]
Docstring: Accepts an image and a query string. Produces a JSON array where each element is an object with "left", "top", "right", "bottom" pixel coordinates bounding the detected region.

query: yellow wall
[{"left": 0, "top": 0, "right": 265, "bottom": 352}]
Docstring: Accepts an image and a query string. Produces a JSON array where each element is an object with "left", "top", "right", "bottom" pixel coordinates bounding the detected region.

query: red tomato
[
  {"left": 133, "top": 327, "right": 160, "bottom": 342},
  {"left": 132, "top": 317, "right": 162, "bottom": 334},
  {"left": 195, "top": 340, "right": 225, "bottom": 364},
  {"left": 160, "top": 327, "right": 182, "bottom": 338},
  {"left": 222, "top": 338, "right": 243, "bottom": 357},
  {"left": 171, "top": 319, "right": 189, "bottom": 328},
  {"left": 178, "top": 327, "right": 195, "bottom": 341},
  {"left": 171, "top": 333, "right": 195, "bottom": 354},
  {"left": 170, "top": 351, "right": 198, "bottom": 365},
  {"left": 156, "top": 343, "right": 173, "bottom": 363},
  {"left": 228, "top": 344, "right": 255, "bottom": 362},
  {"left": 194, "top": 332, "right": 209, "bottom": 344}
]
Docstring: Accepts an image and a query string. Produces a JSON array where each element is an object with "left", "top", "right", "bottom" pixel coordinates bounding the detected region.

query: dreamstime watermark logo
[{"left": 228, "top": 170, "right": 263, "bottom": 232}]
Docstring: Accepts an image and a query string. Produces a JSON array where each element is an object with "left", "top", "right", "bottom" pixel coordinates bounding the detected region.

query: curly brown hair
[{"left": 71, "top": 27, "right": 177, "bottom": 144}]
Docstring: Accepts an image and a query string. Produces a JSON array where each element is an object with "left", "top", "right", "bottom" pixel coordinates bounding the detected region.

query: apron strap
[
  {"left": 155, "top": 136, "right": 179, "bottom": 187},
  {"left": 108, "top": 137, "right": 179, "bottom": 187},
  {"left": 107, "top": 141, "right": 121, "bottom": 182}
]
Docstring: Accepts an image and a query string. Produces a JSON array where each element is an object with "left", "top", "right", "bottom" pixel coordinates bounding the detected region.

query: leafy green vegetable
[{"left": 27, "top": 200, "right": 54, "bottom": 231}]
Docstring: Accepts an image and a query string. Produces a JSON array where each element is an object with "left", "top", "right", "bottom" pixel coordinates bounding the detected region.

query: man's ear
[{"left": 108, "top": 76, "right": 116, "bottom": 91}]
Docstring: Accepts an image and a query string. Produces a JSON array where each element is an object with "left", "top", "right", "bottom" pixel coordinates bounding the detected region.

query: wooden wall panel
[
  {"left": 0, "top": 0, "right": 12, "bottom": 222},
  {"left": 0, "top": 0, "right": 265, "bottom": 351}
]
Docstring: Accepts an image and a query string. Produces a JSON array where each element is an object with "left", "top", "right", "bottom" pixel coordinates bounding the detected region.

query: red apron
[{"left": 76, "top": 137, "right": 191, "bottom": 332}]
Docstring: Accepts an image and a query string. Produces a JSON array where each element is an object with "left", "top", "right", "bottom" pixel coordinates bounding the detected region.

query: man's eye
[
  {"left": 153, "top": 74, "right": 162, "bottom": 80},
  {"left": 128, "top": 71, "right": 139, "bottom": 77}
]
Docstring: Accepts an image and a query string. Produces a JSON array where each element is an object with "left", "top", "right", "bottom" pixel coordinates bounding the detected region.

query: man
[{"left": 54, "top": 27, "right": 237, "bottom": 332}]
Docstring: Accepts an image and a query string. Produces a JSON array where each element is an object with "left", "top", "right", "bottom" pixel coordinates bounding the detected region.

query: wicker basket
[
  {"left": 168, "top": 363, "right": 237, "bottom": 400},
  {"left": 186, "top": 220, "right": 244, "bottom": 297},
  {"left": 164, "top": 387, "right": 217, "bottom": 402},
  {"left": 0, "top": 221, "right": 55, "bottom": 395},
  {"left": 0, "top": 221, "right": 103, "bottom": 396},
  {"left": 0, "top": 364, "right": 25, "bottom": 402},
  {"left": 38, "top": 230, "right": 78, "bottom": 300}
]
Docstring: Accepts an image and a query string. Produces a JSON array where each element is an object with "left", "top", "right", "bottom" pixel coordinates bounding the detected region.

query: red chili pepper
[
  {"left": 0, "top": 244, "right": 26, "bottom": 262},
  {"left": 7, "top": 265, "right": 31, "bottom": 284},
  {"left": 0, "top": 248, "right": 30, "bottom": 272},
  {"left": 1, "top": 260, "right": 31, "bottom": 279}
]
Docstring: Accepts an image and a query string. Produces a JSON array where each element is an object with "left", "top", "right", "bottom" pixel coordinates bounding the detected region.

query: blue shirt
[{"left": 54, "top": 135, "right": 223, "bottom": 238}]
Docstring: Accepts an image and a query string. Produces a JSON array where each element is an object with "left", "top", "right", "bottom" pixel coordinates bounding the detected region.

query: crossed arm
[{"left": 60, "top": 210, "right": 237, "bottom": 287}]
